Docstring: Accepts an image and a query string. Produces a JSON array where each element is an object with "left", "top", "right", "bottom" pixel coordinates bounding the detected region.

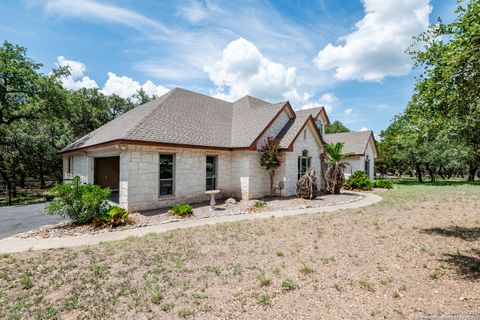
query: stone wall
[
  {"left": 63, "top": 120, "right": 325, "bottom": 211},
  {"left": 344, "top": 139, "right": 376, "bottom": 179},
  {"left": 281, "top": 122, "right": 323, "bottom": 196}
]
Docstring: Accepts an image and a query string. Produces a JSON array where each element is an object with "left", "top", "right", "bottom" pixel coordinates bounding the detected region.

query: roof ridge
[{"left": 175, "top": 87, "right": 234, "bottom": 105}]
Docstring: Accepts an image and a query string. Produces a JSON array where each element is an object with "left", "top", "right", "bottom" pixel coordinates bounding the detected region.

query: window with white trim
[
  {"left": 159, "top": 154, "right": 175, "bottom": 196},
  {"left": 297, "top": 150, "right": 311, "bottom": 180},
  {"left": 206, "top": 155, "right": 217, "bottom": 191}
]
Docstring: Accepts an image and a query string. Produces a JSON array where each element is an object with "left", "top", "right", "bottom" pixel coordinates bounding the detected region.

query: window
[
  {"left": 159, "top": 154, "right": 174, "bottom": 196},
  {"left": 206, "top": 155, "right": 217, "bottom": 191},
  {"left": 67, "top": 157, "right": 73, "bottom": 174},
  {"left": 297, "top": 150, "right": 311, "bottom": 180},
  {"left": 364, "top": 155, "right": 370, "bottom": 178},
  {"left": 316, "top": 121, "right": 323, "bottom": 135},
  {"left": 303, "top": 129, "right": 307, "bottom": 140}
]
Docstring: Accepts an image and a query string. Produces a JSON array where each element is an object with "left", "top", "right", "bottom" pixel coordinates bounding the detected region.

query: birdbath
[{"left": 205, "top": 190, "right": 220, "bottom": 210}]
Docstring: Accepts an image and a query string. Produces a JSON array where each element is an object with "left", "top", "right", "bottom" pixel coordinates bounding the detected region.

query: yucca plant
[{"left": 323, "top": 142, "right": 353, "bottom": 194}]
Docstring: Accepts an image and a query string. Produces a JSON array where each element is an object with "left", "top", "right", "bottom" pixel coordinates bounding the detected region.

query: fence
[{"left": 0, "top": 179, "right": 58, "bottom": 206}]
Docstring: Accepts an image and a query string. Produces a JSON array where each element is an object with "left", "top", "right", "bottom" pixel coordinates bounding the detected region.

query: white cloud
[
  {"left": 204, "top": 38, "right": 298, "bottom": 102},
  {"left": 56, "top": 56, "right": 98, "bottom": 90},
  {"left": 360, "top": 127, "right": 369, "bottom": 131},
  {"left": 177, "top": 0, "right": 210, "bottom": 23},
  {"left": 301, "top": 92, "right": 339, "bottom": 113},
  {"left": 41, "top": 0, "right": 171, "bottom": 37},
  {"left": 314, "top": 0, "right": 432, "bottom": 81},
  {"left": 344, "top": 108, "right": 353, "bottom": 114},
  {"left": 101, "top": 72, "right": 169, "bottom": 99},
  {"left": 55, "top": 56, "right": 169, "bottom": 98}
]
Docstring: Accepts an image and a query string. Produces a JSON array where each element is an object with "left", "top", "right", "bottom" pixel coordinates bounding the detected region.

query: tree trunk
[
  {"left": 269, "top": 170, "right": 275, "bottom": 195},
  {"left": 415, "top": 163, "right": 423, "bottom": 183},
  {"left": 426, "top": 165, "right": 436, "bottom": 182},
  {"left": 40, "top": 174, "right": 46, "bottom": 189},
  {"left": 438, "top": 166, "right": 445, "bottom": 179},
  {"left": 467, "top": 164, "right": 478, "bottom": 182},
  {"left": 20, "top": 172, "right": 26, "bottom": 188}
]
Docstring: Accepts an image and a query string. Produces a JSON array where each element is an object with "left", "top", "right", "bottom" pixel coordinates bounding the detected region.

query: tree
[
  {"left": 324, "top": 142, "right": 352, "bottom": 194},
  {"left": 259, "top": 136, "right": 282, "bottom": 194},
  {"left": 408, "top": 0, "right": 480, "bottom": 180},
  {"left": 325, "top": 121, "right": 350, "bottom": 134}
]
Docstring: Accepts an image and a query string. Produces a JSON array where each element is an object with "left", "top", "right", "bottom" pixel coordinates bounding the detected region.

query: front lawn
[{"left": 1, "top": 183, "right": 479, "bottom": 319}]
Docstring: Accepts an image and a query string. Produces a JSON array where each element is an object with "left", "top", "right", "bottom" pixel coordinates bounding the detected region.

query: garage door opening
[{"left": 94, "top": 156, "right": 120, "bottom": 203}]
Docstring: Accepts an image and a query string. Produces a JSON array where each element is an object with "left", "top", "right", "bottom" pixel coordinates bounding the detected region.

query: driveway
[{"left": 0, "top": 203, "right": 66, "bottom": 239}]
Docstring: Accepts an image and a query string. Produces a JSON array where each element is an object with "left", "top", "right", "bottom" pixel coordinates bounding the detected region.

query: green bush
[
  {"left": 96, "top": 205, "right": 130, "bottom": 227},
  {"left": 45, "top": 176, "right": 111, "bottom": 224},
  {"left": 373, "top": 179, "right": 393, "bottom": 189},
  {"left": 344, "top": 171, "right": 373, "bottom": 191},
  {"left": 254, "top": 200, "right": 267, "bottom": 207},
  {"left": 170, "top": 204, "right": 193, "bottom": 217}
]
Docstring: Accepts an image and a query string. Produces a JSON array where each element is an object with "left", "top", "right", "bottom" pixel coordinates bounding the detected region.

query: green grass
[{"left": 0, "top": 195, "right": 46, "bottom": 207}]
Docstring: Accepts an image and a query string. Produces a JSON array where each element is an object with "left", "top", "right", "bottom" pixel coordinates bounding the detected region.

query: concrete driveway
[{"left": 0, "top": 203, "right": 66, "bottom": 239}]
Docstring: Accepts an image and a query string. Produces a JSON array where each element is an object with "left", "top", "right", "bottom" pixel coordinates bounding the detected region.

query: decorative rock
[{"left": 225, "top": 198, "right": 237, "bottom": 206}]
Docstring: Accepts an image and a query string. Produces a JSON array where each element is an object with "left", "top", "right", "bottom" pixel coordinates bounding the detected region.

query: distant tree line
[
  {"left": 376, "top": 0, "right": 480, "bottom": 182},
  {"left": 0, "top": 41, "right": 155, "bottom": 190}
]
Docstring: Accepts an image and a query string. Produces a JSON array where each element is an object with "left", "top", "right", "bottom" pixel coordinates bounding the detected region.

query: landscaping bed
[{"left": 14, "top": 192, "right": 363, "bottom": 239}]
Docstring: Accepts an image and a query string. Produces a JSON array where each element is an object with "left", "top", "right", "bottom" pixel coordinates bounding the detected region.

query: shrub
[
  {"left": 373, "top": 179, "right": 393, "bottom": 189},
  {"left": 95, "top": 205, "right": 131, "bottom": 227},
  {"left": 45, "top": 177, "right": 110, "bottom": 224},
  {"left": 170, "top": 204, "right": 193, "bottom": 217},
  {"left": 254, "top": 200, "right": 266, "bottom": 207},
  {"left": 281, "top": 278, "right": 297, "bottom": 291},
  {"left": 344, "top": 171, "right": 373, "bottom": 191}
]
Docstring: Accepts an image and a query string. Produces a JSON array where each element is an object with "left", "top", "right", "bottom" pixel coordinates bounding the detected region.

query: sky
[{"left": 1, "top": 0, "right": 457, "bottom": 135}]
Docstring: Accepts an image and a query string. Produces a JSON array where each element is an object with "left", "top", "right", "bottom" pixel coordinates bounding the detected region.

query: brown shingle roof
[
  {"left": 324, "top": 131, "right": 376, "bottom": 155},
  {"left": 60, "top": 88, "right": 290, "bottom": 152}
]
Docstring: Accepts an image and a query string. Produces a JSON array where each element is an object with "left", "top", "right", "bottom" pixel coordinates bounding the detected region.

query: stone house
[
  {"left": 60, "top": 88, "right": 375, "bottom": 211},
  {"left": 324, "top": 131, "right": 378, "bottom": 179}
]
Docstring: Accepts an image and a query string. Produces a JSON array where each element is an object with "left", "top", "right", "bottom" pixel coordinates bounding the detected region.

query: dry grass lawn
[{"left": 1, "top": 183, "right": 479, "bottom": 319}]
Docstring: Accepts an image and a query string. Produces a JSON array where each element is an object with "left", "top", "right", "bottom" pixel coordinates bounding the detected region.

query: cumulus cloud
[
  {"left": 204, "top": 38, "right": 298, "bottom": 102},
  {"left": 55, "top": 56, "right": 168, "bottom": 99},
  {"left": 314, "top": 0, "right": 431, "bottom": 81},
  {"left": 101, "top": 72, "right": 169, "bottom": 99},
  {"left": 360, "top": 127, "right": 370, "bottom": 131},
  {"left": 56, "top": 56, "right": 98, "bottom": 90},
  {"left": 344, "top": 108, "right": 353, "bottom": 114}
]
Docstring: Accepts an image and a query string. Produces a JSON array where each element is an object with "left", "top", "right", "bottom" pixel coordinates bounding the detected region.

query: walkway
[{"left": 0, "top": 192, "right": 382, "bottom": 254}]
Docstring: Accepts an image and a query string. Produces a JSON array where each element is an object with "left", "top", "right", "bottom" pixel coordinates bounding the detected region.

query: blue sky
[{"left": 1, "top": 0, "right": 456, "bottom": 134}]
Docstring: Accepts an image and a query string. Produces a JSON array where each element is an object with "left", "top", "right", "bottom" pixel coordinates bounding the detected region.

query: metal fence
[{"left": 0, "top": 179, "right": 58, "bottom": 206}]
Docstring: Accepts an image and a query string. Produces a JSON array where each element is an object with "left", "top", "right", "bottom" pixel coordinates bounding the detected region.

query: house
[
  {"left": 60, "top": 88, "right": 374, "bottom": 211},
  {"left": 324, "top": 131, "right": 378, "bottom": 179}
]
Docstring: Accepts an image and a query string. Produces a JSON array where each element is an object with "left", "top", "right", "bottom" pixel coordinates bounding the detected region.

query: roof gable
[{"left": 324, "top": 131, "right": 377, "bottom": 156}]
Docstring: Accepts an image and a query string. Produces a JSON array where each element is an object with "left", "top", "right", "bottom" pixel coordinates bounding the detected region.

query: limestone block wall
[
  {"left": 344, "top": 140, "right": 376, "bottom": 180},
  {"left": 281, "top": 124, "right": 323, "bottom": 196},
  {"left": 124, "top": 145, "right": 234, "bottom": 211},
  {"left": 256, "top": 110, "right": 291, "bottom": 149},
  {"left": 63, "top": 155, "right": 93, "bottom": 184}
]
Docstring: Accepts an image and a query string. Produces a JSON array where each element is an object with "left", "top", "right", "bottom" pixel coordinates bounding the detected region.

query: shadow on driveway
[{"left": 0, "top": 203, "right": 66, "bottom": 239}]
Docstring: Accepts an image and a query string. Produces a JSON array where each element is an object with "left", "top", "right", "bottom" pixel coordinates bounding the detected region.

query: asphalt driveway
[{"left": 0, "top": 203, "right": 66, "bottom": 239}]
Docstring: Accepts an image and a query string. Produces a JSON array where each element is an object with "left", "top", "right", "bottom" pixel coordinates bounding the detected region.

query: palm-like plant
[{"left": 323, "top": 142, "right": 353, "bottom": 194}]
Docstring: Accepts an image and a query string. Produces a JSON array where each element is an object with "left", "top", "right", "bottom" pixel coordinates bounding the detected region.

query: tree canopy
[
  {"left": 0, "top": 41, "right": 155, "bottom": 188},
  {"left": 377, "top": 0, "right": 480, "bottom": 181},
  {"left": 325, "top": 120, "right": 350, "bottom": 134}
]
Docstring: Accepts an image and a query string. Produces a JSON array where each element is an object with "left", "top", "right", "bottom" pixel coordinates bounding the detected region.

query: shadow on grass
[
  {"left": 441, "top": 249, "right": 480, "bottom": 281},
  {"left": 422, "top": 226, "right": 480, "bottom": 241},
  {"left": 392, "top": 178, "right": 480, "bottom": 187}
]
